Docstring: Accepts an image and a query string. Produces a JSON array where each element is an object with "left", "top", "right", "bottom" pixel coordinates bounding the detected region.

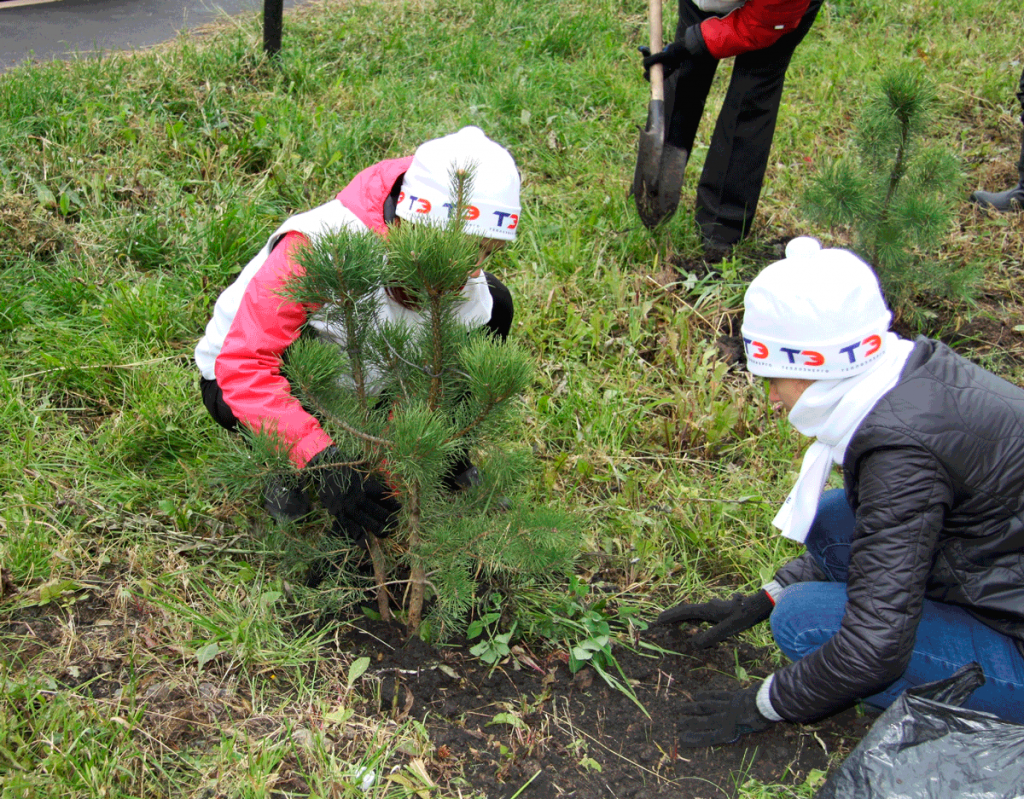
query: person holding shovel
[
  {"left": 638, "top": 0, "right": 823, "bottom": 255},
  {"left": 194, "top": 126, "right": 521, "bottom": 546},
  {"left": 658, "top": 236, "right": 1024, "bottom": 746}
]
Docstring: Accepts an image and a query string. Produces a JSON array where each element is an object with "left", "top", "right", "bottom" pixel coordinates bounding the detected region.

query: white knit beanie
[
  {"left": 741, "top": 237, "right": 893, "bottom": 379},
  {"left": 395, "top": 126, "right": 521, "bottom": 241}
]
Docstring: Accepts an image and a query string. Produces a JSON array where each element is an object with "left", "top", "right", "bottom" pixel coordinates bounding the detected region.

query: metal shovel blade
[
  {"left": 653, "top": 142, "right": 688, "bottom": 224},
  {"left": 633, "top": 94, "right": 666, "bottom": 229}
]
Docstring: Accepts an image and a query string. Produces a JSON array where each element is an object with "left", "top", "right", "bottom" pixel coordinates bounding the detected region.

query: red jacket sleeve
[
  {"left": 214, "top": 231, "right": 333, "bottom": 468},
  {"left": 700, "top": 0, "right": 812, "bottom": 59}
]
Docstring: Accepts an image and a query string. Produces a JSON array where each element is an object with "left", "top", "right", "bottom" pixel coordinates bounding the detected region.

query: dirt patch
[
  {"left": 1, "top": 586, "right": 872, "bottom": 798},
  {"left": 346, "top": 617, "right": 873, "bottom": 799},
  {"left": 0, "top": 192, "right": 75, "bottom": 261}
]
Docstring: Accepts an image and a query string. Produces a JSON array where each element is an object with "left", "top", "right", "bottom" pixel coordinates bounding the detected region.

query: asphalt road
[{"left": 0, "top": 0, "right": 312, "bottom": 71}]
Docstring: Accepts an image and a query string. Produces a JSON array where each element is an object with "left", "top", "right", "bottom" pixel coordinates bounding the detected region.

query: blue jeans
[{"left": 770, "top": 489, "right": 1024, "bottom": 722}]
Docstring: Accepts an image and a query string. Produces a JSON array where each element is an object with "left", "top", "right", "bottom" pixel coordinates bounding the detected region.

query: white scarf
[{"left": 772, "top": 333, "right": 915, "bottom": 542}]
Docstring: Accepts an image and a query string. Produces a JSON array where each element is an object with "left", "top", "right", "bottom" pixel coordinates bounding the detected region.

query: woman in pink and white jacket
[{"left": 195, "top": 127, "right": 520, "bottom": 545}]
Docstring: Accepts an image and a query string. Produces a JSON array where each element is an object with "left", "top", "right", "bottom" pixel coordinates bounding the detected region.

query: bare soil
[
  {"left": 2, "top": 583, "right": 873, "bottom": 799},
  {"left": 343, "top": 616, "right": 874, "bottom": 799}
]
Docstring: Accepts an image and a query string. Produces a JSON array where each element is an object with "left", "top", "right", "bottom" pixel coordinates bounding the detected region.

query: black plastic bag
[{"left": 816, "top": 663, "right": 1024, "bottom": 799}]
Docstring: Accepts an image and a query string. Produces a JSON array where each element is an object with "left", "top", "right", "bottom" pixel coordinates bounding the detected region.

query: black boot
[
  {"left": 971, "top": 130, "right": 1024, "bottom": 212},
  {"left": 971, "top": 181, "right": 1024, "bottom": 212}
]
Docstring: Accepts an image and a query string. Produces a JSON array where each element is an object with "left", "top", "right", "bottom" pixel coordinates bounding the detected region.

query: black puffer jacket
[{"left": 768, "top": 337, "right": 1024, "bottom": 723}]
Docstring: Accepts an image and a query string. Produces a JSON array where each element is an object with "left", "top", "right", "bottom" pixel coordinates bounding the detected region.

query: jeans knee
[{"left": 770, "top": 582, "right": 848, "bottom": 662}]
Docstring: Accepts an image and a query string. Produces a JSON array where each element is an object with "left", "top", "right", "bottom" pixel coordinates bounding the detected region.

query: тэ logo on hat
[
  {"left": 743, "top": 339, "right": 825, "bottom": 366},
  {"left": 779, "top": 348, "right": 825, "bottom": 367},
  {"left": 743, "top": 334, "right": 885, "bottom": 372},
  {"left": 745, "top": 339, "right": 770, "bottom": 360},
  {"left": 442, "top": 201, "right": 518, "bottom": 233},
  {"left": 840, "top": 335, "right": 882, "bottom": 363},
  {"left": 398, "top": 189, "right": 519, "bottom": 235},
  {"left": 444, "top": 203, "right": 479, "bottom": 221},
  {"left": 398, "top": 192, "right": 432, "bottom": 215}
]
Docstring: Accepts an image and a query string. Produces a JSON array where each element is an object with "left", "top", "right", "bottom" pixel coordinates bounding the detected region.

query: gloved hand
[
  {"left": 638, "top": 25, "right": 709, "bottom": 82},
  {"left": 678, "top": 684, "right": 773, "bottom": 747},
  {"left": 656, "top": 590, "right": 773, "bottom": 648},
  {"left": 308, "top": 447, "right": 400, "bottom": 546}
]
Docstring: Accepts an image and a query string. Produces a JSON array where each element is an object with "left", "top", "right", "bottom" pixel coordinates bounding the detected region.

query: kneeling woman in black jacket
[{"left": 662, "top": 237, "right": 1024, "bottom": 746}]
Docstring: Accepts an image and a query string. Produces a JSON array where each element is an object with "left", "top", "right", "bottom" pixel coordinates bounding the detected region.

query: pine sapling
[
  {"left": 803, "top": 65, "right": 966, "bottom": 315},
  {"left": 269, "top": 169, "right": 577, "bottom": 639}
]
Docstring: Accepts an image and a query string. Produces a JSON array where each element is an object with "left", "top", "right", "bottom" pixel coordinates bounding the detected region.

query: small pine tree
[
  {"left": 803, "top": 65, "right": 967, "bottom": 315},
  {"left": 270, "top": 170, "right": 577, "bottom": 639}
]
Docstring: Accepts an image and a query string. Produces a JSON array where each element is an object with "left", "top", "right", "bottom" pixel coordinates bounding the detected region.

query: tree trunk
[
  {"left": 405, "top": 484, "right": 426, "bottom": 636},
  {"left": 407, "top": 559, "right": 426, "bottom": 637},
  {"left": 367, "top": 536, "right": 391, "bottom": 622}
]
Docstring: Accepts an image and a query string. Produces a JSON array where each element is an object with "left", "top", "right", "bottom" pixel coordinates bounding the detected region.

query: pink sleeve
[
  {"left": 214, "top": 231, "right": 333, "bottom": 468},
  {"left": 700, "top": 0, "right": 811, "bottom": 59}
]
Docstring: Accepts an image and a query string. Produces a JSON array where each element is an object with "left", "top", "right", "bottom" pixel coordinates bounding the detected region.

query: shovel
[
  {"left": 632, "top": 0, "right": 665, "bottom": 229},
  {"left": 632, "top": 0, "right": 689, "bottom": 229}
]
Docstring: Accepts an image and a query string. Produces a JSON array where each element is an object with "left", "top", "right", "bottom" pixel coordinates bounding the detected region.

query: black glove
[
  {"left": 656, "top": 590, "right": 773, "bottom": 649},
  {"left": 309, "top": 447, "right": 400, "bottom": 546},
  {"left": 678, "top": 684, "right": 773, "bottom": 747},
  {"left": 638, "top": 25, "right": 709, "bottom": 82}
]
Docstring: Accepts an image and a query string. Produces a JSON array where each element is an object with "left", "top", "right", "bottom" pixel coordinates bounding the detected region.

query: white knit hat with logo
[
  {"left": 741, "top": 237, "right": 893, "bottom": 379},
  {"left": 395, "top": 126, "right": 521, "bottom": 241}
]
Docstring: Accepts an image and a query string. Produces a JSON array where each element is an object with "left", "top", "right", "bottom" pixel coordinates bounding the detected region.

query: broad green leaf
[
  {"left": 486, "top": 712, "right": 526, "bottom": 729},
  {"left": 347, "top": 656, "right": 371, "bottom": 687},
  {"left": 259, "top": 590, "right": 282, "bottom": 608},
  {"left": 37, "top": 580, "right": 81, "bottom": 606},
  {"left": 324, "top": 705, "right": 353, "bottom": 725},
  {"left": 196, "top": 642, "right": 221, "bottom": 669}
]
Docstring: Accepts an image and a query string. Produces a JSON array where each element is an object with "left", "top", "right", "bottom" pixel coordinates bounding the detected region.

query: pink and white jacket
[{"left": 195, "top": 157, "right": 494, "bottom": 468}]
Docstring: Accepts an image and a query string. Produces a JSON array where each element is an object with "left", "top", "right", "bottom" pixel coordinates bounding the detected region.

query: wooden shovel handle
[{"left": 649, "top": 0, "right": 664, "bottom": 102}]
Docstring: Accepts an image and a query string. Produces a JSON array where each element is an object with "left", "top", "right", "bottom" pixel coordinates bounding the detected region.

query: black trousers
[
  {"left": 200, "top": 272, "right": 515, "bottom": 441},
  {"left": 665, "top": 0, "right": 824, "bottom": 246},
  {"left": 1017, "top": 66, "right": 1024, "bottom": 124}
]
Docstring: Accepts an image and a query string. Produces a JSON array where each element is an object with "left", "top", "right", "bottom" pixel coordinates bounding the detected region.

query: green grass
[{"left": 1, "top": 0, "right": 1022, "bottom": 795}]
